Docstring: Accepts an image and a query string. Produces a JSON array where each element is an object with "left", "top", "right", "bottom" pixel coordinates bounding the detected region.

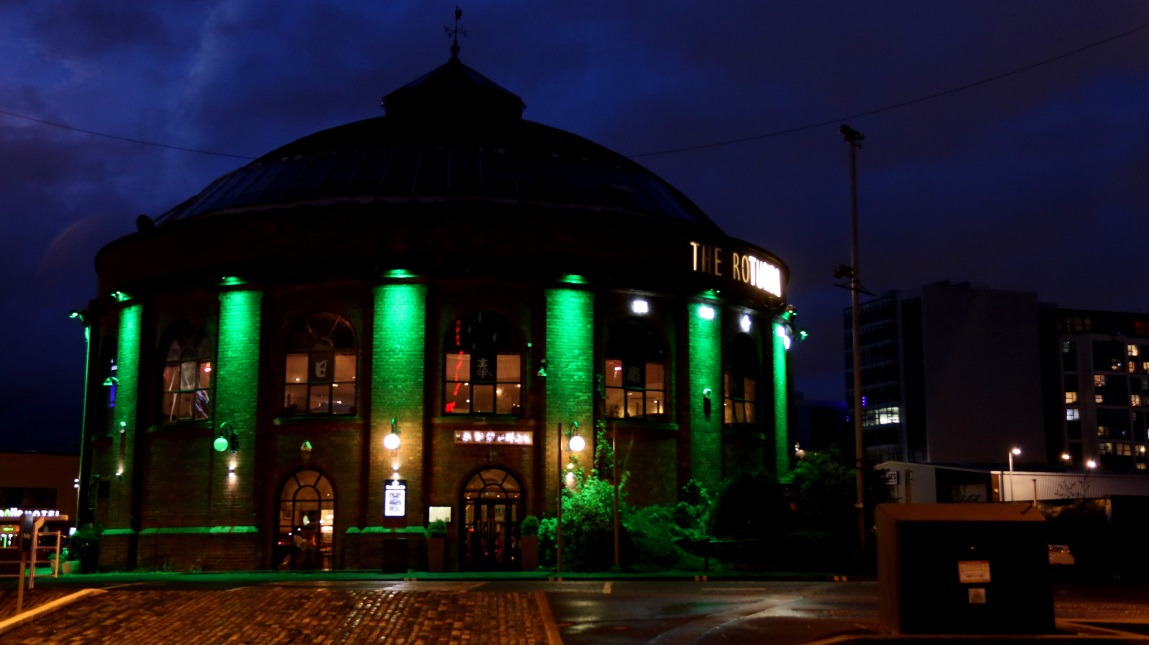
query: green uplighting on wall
[
  {"left": 372, "top": 283, "right": 426, "bottom": 455},
  {"left": 558, "top": 274, "right": 587, "bottom": 285},
  {"left": 216, "top": 290, "right": 262, "bottom": 470},
  {"left": 773, "top": 320, "right": 790, "bottom": 476},
  {"left": 688, "top": 300, "right": 722, "bottom": 488}
]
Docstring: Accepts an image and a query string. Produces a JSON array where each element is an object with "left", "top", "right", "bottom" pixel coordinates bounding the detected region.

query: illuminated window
[
  {"left": 1117, "top": 443, "right": 1132, "bottom": 457},
  {"left": 1065, "top": 392, "right": 1078, "bottom": 404},
  {"left": 1133, "top": 395, "right": 1143, "bottom": 407},
  {"left": 444, "top": 311, "right": 522, "bottom": 415},
  {"left": 1130, "top": 344, "right": 1140, "bottom": 358},
  {"left": 863, "top": 406, "right": 901, "bottom": 427},
  {"left": 1100, "top": 442, "right": 1113, "bottom": 455},
  {"left": 161, "top": 324, "right": 213, "bottom": 423},
  {"left": 604, "top": 318, "right": 666, "bottom": 419},
  {"left": 1098, "top": 426, "right": 1110, "bottom": 438},
  {"left": 1066, "top": 408, "right": 1079, "bottom": 421},
  {"left": 1095, "top": 374, "right": 1107, "bottom": 387},
  {"left": 723, "top": 334, "right": 758, "bottom": 426},
  {"left": 278, "top": 469, "right": 335, "bottom": 571},
  {"left": 284, "top": 313, "right": 357, "bottom": 416}
]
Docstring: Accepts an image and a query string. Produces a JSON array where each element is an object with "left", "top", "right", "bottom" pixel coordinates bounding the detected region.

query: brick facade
[{"left": 80, "top": 57, "right": 793, "bottom": 573}]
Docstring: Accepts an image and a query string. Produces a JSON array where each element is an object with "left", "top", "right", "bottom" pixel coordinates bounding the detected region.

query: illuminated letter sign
[
  {"left": 454, "top": 430, "right": 533, "bottom": 445},
  {"left": 690, "top": 242, "right": 783, "bottom": 298},
  {"left": 384, "top": 480, "right": 407, "bottom": 518}
]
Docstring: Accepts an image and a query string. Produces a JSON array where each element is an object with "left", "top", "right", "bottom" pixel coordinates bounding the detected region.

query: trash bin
[
  {"left": 876, "top": 502, "right": 1054, "bottom": 635},
  {"left": 382, "top": 537, "right": 407, "bottom": 574}
]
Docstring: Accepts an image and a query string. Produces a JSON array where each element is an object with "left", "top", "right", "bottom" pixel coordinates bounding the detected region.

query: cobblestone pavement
[{"left": 1, "top": 585, "right": 551, "bottom": 644}]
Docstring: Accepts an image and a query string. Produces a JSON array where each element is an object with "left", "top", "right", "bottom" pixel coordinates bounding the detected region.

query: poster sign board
[
  {"left": 384, "top": 480, "right": 406, "bottom": 518},
  {"left": 957, "top": 560, "right": 991, "bottom": 584}
]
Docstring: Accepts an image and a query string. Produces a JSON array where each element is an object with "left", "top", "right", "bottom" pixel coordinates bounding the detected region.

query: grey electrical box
[{"left": 876, "top": 503, "right": 1054, "bottom": 635}]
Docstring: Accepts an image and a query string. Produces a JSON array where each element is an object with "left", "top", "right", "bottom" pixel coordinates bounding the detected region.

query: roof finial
[{"left": 445, "top": 6, "right": 465, "bottom": 60}]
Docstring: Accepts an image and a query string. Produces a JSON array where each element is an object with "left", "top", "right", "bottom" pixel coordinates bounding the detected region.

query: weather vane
[{"left": 445, "top": 6, "right": 466, "bottom": 59}]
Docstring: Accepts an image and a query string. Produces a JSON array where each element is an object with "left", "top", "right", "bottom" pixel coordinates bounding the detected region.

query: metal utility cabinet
[{"left": 876, "top": 503, "right": 1054, "bottom": 635}]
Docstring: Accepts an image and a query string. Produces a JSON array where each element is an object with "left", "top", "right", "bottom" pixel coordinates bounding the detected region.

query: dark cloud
[{"left": 2, "top": 1, "right": 1148, "bottom": 450}]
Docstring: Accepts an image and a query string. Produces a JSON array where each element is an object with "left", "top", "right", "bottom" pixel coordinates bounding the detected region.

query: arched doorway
[
  {"left": 276, "top": 470, "right": 335, "bottom": 571},
  {"left": 460, "top": 467, "right": 524, "bottom": 570}
]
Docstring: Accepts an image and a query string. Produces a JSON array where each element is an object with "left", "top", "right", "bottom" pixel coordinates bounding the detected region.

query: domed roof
[{"left": 155, "top": 55, "right": 719, "bottom": 231}]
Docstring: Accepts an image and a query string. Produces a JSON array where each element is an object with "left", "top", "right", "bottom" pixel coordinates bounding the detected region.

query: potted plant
[
  {"left": 58, "top": 547, "right": 80, "bottom": 574},
  {"left": 425, "top": 519, "right": 448, "bottom": 573},
  {"left": 519, "top": 515, "right": 540, "bottom": 571}
]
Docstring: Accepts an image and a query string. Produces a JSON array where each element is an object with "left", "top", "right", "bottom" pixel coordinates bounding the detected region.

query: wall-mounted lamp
[
  {"left": 740, "top": 314, "right": 751, "bottom": 333},
  {"left": 698, "top": 305, "right": 715, "bottom": 320},
  {"left": 213, "top": 422, "right": 238, "bottom": 453},
  {"left": 567, "top": 421, "right": 585, "bottom": 452},
  {"left": 702, "top": 388, "right": 713, "bottom": 417},
  {"left": 537, "top": 359, "right": 548, "bottom": 379},
  {"left": 384, "top": 417, "right": 401, "bottom": 450},
  {"left": 631, "top": 299, "right": 649, "bottom": 315},
  {"left": 300, "top": 440, "right": 313, "bottom": 465}
]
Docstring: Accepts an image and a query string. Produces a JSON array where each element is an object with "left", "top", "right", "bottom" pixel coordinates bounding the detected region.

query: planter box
[
  {"left": 520, "top": 536, "right": 539, "bottom": 571},
  {"left": 426, "top": 536, "right": 446, "bottom": 572}
]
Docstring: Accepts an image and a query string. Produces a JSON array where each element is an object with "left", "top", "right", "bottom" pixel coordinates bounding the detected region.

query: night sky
[{"left": 3, "top": 3, "right": 1147, "bottom": 453}]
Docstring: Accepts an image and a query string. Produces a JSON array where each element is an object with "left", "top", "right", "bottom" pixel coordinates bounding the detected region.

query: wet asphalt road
[{"left": 5, "top": 578, "right": 1149, "bottom": 643}]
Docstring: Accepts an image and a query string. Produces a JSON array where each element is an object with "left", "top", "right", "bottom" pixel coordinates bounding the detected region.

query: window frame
[
  {"left": 283, "top": 313, "right": 358, "bottom": 417},
  {"left": 604, "top": 318, "right": 667, "bottom": 420},
  {"left": 443, "top": 311, "right": 524, "bottom": 416},
  {"left": 160, "top": 324, "right": 214, "bottom": 424}
]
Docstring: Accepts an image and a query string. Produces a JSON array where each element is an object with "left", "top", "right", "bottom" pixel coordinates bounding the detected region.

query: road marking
[
  {"left": 533, "top": 591, "right": 563, "bottom": 645},
  {"left": 701, "top": 587, "right": 767, "bottom": 593},
  {"left": 603, "top": 581, "right": 612, "bottom": 594}
]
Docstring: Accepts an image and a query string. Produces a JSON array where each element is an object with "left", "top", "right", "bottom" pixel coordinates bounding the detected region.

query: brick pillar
[
  {"left": 102, "top": 301, "right": 142, "bottom": 569},
  {"left": 213, "top": 289, "right": 262, "bottom": 527},
  {"left": 543, "top": 288, "right": 595, "bottom": 512},
  {"left": 772, "top": 319, "right": 790, "bottom": 477},
  {"left": 370, "top": 283, "right": 426, "bottom": 527},
  {"left": 688, "top": 301, "right": 722, "bottom": 491}
]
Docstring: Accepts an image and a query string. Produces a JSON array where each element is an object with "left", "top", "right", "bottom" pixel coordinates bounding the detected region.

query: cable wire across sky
[{"left": 1, "top": 21, "right": 1146, "bottom": 162}]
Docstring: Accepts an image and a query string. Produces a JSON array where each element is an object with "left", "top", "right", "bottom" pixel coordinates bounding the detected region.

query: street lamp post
[
  {"left": 556, "top": 422, "right": 584, "bottom": 575},
  {"left": 556, "top": 423, "right": 564, "bottom": 575},
  {"left": 841, "top": 124, "right": 866, "bottom": 553},
  {"left": 1008, "top": 447, "right": 1021, "bottom": 502}
]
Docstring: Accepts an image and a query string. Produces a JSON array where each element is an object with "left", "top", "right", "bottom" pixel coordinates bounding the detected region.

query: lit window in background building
[{"left": 862, "top": 406, "right": 900, "bottom": 428}]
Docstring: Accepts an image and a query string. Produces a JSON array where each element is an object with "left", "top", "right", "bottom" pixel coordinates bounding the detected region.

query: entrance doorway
[
  {"left": 461, "top": 467, "right": 523, "bottom": 570},
  {"left": 276, "top": 470, "right": 335, "bottom": 571}
]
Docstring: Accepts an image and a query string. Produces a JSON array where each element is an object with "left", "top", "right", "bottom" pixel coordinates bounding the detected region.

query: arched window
[
  {"left": 284, "top": 313, "right": 357, "bottom": 415},
  {"left": 161, "top": 324, "right": 213, "bottom": 423},
  {"left": 604, "top": 318, "right": 666, "bottom": 419},
  {"left": 444, "top": 311, "right": 523, "bottom": 415},
  {"left": 723, "top": 333, "right": 759, "bottom": 425}
]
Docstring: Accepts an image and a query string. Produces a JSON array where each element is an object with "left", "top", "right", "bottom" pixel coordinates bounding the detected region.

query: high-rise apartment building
[{"left": 845, "top": 282, "right": 1047, "bottom": 466}]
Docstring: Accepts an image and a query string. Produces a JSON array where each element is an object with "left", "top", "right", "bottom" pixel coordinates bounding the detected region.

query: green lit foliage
[
  {"left": 538, "top": 469, "right": 713, "bottom": 572},
  {"left": 520, "top": 515, "right": 540, "bottom": 537},
  {"left": 425, "top": 519, "right": 448, "bottom": 538}
]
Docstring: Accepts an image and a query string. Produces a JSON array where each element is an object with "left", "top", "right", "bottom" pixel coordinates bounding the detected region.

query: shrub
[
  {"left": 425, "top": 519, "right": 447, "bottom": 538},
  {"left": 520, "top": 515, "right": 540, "bottom": 537}
]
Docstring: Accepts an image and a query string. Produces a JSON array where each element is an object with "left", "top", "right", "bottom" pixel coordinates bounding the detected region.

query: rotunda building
[{"left": 78, "top": 50, "right": 794, "bottom": 572}]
